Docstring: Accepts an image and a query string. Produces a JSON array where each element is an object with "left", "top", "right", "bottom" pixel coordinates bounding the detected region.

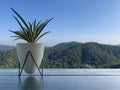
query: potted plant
[{"left": 9, "top": 8, "right": 52, "bottom": 74}]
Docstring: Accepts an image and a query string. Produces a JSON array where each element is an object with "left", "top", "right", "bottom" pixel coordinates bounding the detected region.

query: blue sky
[{"left": 0, "top": 0, "right": 120, "bottom": 46}]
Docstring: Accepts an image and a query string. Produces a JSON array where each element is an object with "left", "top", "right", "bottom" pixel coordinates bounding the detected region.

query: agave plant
[{"left": 9, "top": 8, "right": 52, "bottom": 43}]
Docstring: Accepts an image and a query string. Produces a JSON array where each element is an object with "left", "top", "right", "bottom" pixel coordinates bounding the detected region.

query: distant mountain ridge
[
  {"left": 0, "top": 45, "right": 15, "bottom": 51},
  {"left": 1, "top": 42, "right": 120, "bottom": 68},
  {"left": 42, "top": 42, "right": 120, "bottom": 68}
]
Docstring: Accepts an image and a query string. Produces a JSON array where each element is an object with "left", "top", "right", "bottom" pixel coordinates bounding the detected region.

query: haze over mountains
[
  {"left": 1, "top": 42, "right": 120, "bottom": 68},
  {"left": 0, "top": 45, "right": 15, "bottom": 51}
]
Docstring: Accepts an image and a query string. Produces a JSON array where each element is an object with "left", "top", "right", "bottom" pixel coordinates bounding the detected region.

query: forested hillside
[{"left": 1, "top": 42, "right": 120, "bottom": 68}]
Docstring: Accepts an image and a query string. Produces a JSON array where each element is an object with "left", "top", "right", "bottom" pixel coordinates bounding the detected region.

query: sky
[{"left": 0, "top": 0, "right": 120, "bottom": 46}]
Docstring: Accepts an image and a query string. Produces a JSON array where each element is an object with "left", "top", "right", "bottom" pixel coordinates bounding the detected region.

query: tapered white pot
[{"left": 17, "top": 43, "right": 44, "bottom": 74}]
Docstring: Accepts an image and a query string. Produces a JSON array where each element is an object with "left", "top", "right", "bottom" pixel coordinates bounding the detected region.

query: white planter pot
[{"left": 17, "top": 43, "right": 44, "bottom": 74}]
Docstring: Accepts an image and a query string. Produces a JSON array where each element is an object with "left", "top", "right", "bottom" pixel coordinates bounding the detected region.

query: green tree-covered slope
[{"left": 1, "top": 42, "right": 120, "bottom": 68}]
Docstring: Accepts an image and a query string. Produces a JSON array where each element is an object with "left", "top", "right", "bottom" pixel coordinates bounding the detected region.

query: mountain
[
  {"left": 43, "top": 42, "right": 120, "bottom": 68},
  {"left": 0, "top": 45, "right": 15, "bottom": 51},
  {"left": 1, "top": 42, "right": 120, "bottom": 68}
]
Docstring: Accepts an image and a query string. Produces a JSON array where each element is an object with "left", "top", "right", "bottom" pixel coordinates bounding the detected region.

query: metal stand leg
[{"left": 18, "top": 51, "right": 43, "bottom": 77}]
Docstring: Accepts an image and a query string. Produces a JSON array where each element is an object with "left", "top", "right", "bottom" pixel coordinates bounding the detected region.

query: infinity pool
[{"left": 0, "top": 69, "right": 120, "bottom": 90}]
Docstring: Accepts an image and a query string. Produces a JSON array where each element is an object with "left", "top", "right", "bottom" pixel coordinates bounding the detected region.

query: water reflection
[{"left": 19, "top": 76, "right": 43, "bottom": 90}]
